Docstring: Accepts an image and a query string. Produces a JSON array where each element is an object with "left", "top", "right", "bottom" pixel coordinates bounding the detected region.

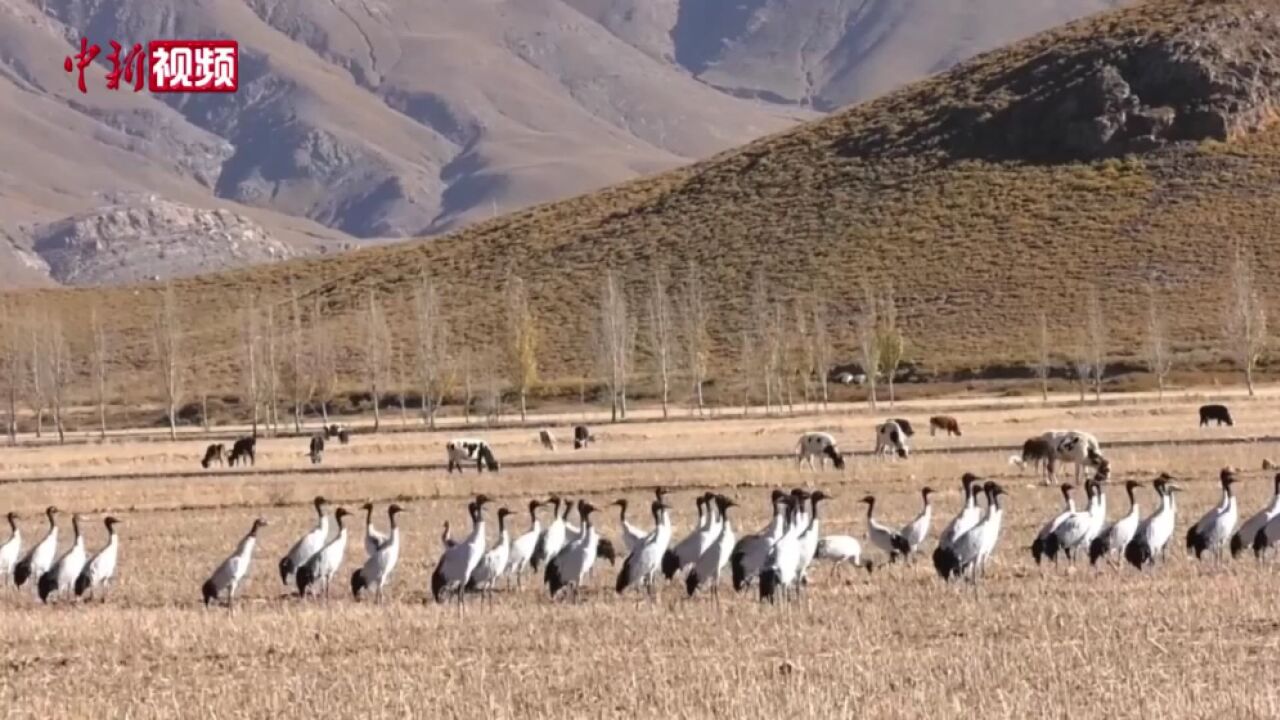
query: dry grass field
[{"left": 3, "top": 390, "right": 1280, "bottom": 718}]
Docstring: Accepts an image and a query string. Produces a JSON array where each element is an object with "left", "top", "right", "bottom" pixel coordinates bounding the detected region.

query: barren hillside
[{"left": 0, "top": 0, "right": 1120, "bottom": 287}]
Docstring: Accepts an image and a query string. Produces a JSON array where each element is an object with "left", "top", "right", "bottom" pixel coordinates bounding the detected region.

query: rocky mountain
[{"left": 0, "top": 0, "right": 1123, "bottom": 288}]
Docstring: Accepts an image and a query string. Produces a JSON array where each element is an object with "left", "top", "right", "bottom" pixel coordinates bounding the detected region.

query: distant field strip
[{"left": 5, "top": 433, "right": 1276, "bottom": 486}]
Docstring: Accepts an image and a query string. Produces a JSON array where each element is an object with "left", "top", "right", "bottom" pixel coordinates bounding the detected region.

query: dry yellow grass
[{"left": 2, "top": 391, "right": 1280, "bottom": 718}]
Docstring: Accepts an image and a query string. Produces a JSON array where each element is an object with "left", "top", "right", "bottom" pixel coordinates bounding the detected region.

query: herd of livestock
[{"left": 0, "top": 401, "right": 1259, "bottom": 609}]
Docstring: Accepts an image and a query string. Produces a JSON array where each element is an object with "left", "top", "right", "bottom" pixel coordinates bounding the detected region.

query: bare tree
[
  {"left": 310, "top": 297, "right": 336, "bottom": 426},
  {"left": 748, "top": 271, "right": 774, "bottom": 413},
  {"left": 856, "top": 285, "right": 881, "bottom": 410},
  {"left": 1070, "top": 324, "right": 1091, "bottom": 405},
  {"left": 89, "top": 307, "right": 108, "bottom": 439},
  {"left": 877, "top": 288, "right": 905, "bottom": 408},
  {"left": 24, "top": 319, "right": 45, "bottom": 438},
  {"left": 412, "top": 275, "right": 452, "bottom": 430},
  {"left": 644, "top": 262, "right": 675, "bottom": 419},
  {"left": 677, "top": 262, "right": 709, "bottom": 415},
  {"left": 0, "top": 303, "right": 17, "bottom": 443},
  {"left": 736, "top": 328, "right": 756, "bottom": 414},
  {"left": 1036, "top": 311, "right": 1050, "bottom": 402},
  {"left": 1145, "top": 284, "right": 1174, "bottom": 400},
  {"left": 242, "top": 297, "right": 262, "bottom": 436},
  {"left": 788, "top": 299, "right": 812, "bottom": 409},
  {"left": 154, "top": 284, "right": 183, "bottom": 440},
  {"left": 262, "top": 304, "right": 281, "bottom": 435},
  {"left": 1225, "top": 242, "right": 1268, "bottom": 396},
  {"left": 1085, "top": 285, "right": 1106, "bottom": 404},
  {"left": 459, "top": 345, "right": 474, "bottom": 426},
  {"left": 44, "top": 314, "right": 70, "bottom": 445},
  {"left": 363, "top": 289, "right": 390, "bottom": 431},
  {"left": 504, "top": 275, "right": 539, "bottom": 422},
  {"left": 596, "top": 269, "right": 634, "bottom": 422},
  {"left": 811, "top": 296, "right": 832, "bottom": 408},
  {"left": 282, "top": 287, "right": 313, "bottom": 433}
]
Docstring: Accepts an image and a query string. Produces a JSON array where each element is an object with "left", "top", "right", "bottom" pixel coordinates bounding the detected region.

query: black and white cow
[
  {"left": 888, "top": 418, "right": 915, "bottom": 438},
  {"left": 538, "top": 429, "right": 557, "bottom": 451},
  {"left": 1040, "top": 430, "right": 1107, "bottom": 485},
  {"left": 874, "top": 421, "right": 910, "bottom": 459},
  {"left": 573, "top": 425, "right": 594, "bottom": 450},
  {"left": 227, "top": 437, "right": 256, "bottom": 467},
  {"left": 446, "top": 438, "right": 500, "bottom": 473},
  {"left": 1199, "top": 404, "right": 1234, "bottom": 427},
  {"left": 795, "top": 431, "right": 846, "bottom": 470},
  {"left": 200, "top": 443, "right": 225, "bottom": 469},
  {"left": 325, "top": 424, "right": 351, "bottom": 444},
  {"left": 309, "top": 434, "right": 325, "bottom": 464}
]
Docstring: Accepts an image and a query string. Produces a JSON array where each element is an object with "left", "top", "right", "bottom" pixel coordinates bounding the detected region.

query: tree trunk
[
  {"left": 660, "top": 371, "right": 669, "bottom": 420},
  {"left": 168, "top": 400, "right": 177, "bottom": 441},
  {"left": 867, "top": 379, "right": 878, "bottom": 410},
  {"left": 99, "top": 393, "right": 108, "bottom": 440},
  {"left": 696, "top": 380, "right": 705, "bottom": 416},
  {"left": 7, "top": 385, "right": 15, "bottom": 445},
  {"left": 1246, "top": 364, "right": 1256, "bottom": 396},
  {"left": 520, "top": 390, "right": 527, "bottom": 422},
  {"left": 1041, "top": 375, "right": 1048, "bottom": 403},
  {"left": 372, "top": 385, "right": 381, "bottom": 432},
  {"left": 1156, "top": 375, "right": 1165, "bottom": 401},
  {"left": 202, "top": 393, "right": 210, "bottom": 431},
  {"left": 820, "top": 376, "right": 829, "bottom": 409},
  {"left": 888, "top": 376, "right": 896, "bottom": 408},
  {"left": 35, "top": 408, "right": 43, "bottom": 438}
]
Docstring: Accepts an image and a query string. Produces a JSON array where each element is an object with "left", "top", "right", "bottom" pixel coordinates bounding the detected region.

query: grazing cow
[
  {"left": 795, "top": 431, "right": 846, "bottom": 470},
  {"left": 874, "top": 421, "right": 910, "bottom": 459},
  {"left": 325, "top": 424, "right": 351, "bottom": 444},
  {"left": 446, "top": 439, "right": 500, "bottom": 473},
  {"left": 1040, "top": 430, "right": 1107, "bottom": 485},
  {"left": 573, "top": 425, "right": 594, "bottom": 450},
  {"left": 888, "top": 418, "right": 915, "bottom": 438},
  {"left": 227, "top": 437, "right": 257, "bottom": 467},
  {"left": 538, "top": 429, "right": 557, "bottom": 451},
  {"left": 1199, "top": 404, "right": 1233, "bottom": 427},
  {"left": 309, "top": 434, "right": 325, "bottom": 465},
  {"left": 929, "top": 415, "right": 962, "bottom": 437},
  {"left": 1009, "top": 436, "right": 1052, "bottom": 476},
  {"left": 200, "top": 444, "right": 226, "bottom": 469}
]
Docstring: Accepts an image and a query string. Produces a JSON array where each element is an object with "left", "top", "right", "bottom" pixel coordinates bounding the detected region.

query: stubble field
[{"left": 3, "top": 390, "right": 1280, "bottom": 719}]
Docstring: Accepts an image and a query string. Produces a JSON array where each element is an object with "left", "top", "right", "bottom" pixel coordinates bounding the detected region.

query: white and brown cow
[
  {"left": 1040, "top": 430, "right": 1108, "bottom": 485},
  {"left": 446, "top": 438, "right": 501, "bottom": 473},
  {"left": 795, "top": 431, "right": 846, "bottom": 470},
  {"left": 874, "top": 421, "right": 910, "bottom": 459}
]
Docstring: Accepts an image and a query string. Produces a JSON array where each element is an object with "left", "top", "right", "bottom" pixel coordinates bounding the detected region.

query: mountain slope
[
  {"left": 19, "top": 0, "right": 1280, "bottom": 400},
  {"left": 0, "top": 0, "right": 1122, "bottom": 288}
]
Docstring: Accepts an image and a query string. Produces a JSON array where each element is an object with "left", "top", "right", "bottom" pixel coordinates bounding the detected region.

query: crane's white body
[
  {"left": 42, "top": 521, "right": 86, "bottom": 602},
  {"left": 469, "top": 518, "right": 511, "bottom": 593},
  {"left": 617, "top": 507, "right": 672, "bottom": 597},
  {"left": 362, "top": 506, "right": 387, "bottom": 558},
  {"left": 28, "top": 520, "right": 59, "bottom": 583},
  {"left": 77, "top": 525, "right": 120, "bottom": 600},
  {"left": 687, "top": 513, "right": 736, "bottom": 597},
  {"left": 507, "top": 510, "right": 542, "bottom": 584},
  {"left": 357, "top": 523, "right": 400, "bottom": 602},
  {"left": 938, "top": 482, "right": 982, "bottom": 551},
  {"left": 281, "top": 508, "right": 329, "bottom": 584},
  {"left": 0, "top": 517, "right": 20, "bottom": 585},
  {"left": 301, "top": 522, "right": 349, "bottom": 597},
  {"left": 432, "top": 505, "right": 488, "bottom": 603},
  {"left": 206, "top": 525, "right": 261, "bottom": 607},
  {"left": 815, "top": 535, "right": 865, "bottom": 568},
  {"left": 1190, "top": 480, "right": 1238, "bottom": 560},
  {"left": 729, "top": 501, "right": 787, "bottom": 589},
  {"left": 548, "top": 517, "right": 599, "bottom": 601},
  {"left": 899, "top": 495, "right": 933, "bottom": 558}
]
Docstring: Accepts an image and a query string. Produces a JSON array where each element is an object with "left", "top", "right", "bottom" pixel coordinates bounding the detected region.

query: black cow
[
  {"left": 446, "top": 439, "right": 500, "bottom": 473},
  {"left": 228, "top": 437, "right": 257, "bottom": 467},
  {"left": 200, "top": 443, "right": 225, "bottom": 469},
  {"left": 1199, "top": 404, "right": 1233, "bottom": 427},
  {"left": 324, "top": 424, "right": 351, "bottom": 444},
  {"left": 309, "top": 434, "right": 325, "bottom": 464},
  {"left": 573, "top": 425, "right": 594, "bottom": 450},
  {"left": 888, "top": 418, "right": 915, "bottom": 437}
]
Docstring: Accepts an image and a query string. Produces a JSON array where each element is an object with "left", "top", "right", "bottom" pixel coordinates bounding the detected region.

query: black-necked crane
[
  {"left": 613, "top": 498, "right": 647, "bottom": 554},
  {"left": 936, "top": 474, "right": 982, "bottom": 555},
  {"left": 1089, "top": 480, "right": 1143, "bottom": 567},
  {"left": 762, "top": 491, "right": 830, "bottom": 604},
  {"left": 468, "top": 507, "right": 513, "bottom": 603},
  {"left": 730, "top": 489, "right": 788, "bottom": 590},
  {"left": 278, "top": 496, "right": 329, "bottom": 587},
  {"left": 431, "top": 495, "right": 492, "bottom": 605},
  {"left": 0, "top": 512, "right": 20, "bottom": 586},
  {"left": 352, "top": 504, "right": 405, "bottom": 603},
  {"left": 1238, "top": 473, "right": 1280, "bottom": 557},
  {"left": 75, "top": 516, "right": 121, "bottom": 602},
  {"left": 296, "top": 507, "right": 351, "bottom": 599},
  {"left": 1186, "top": 468, "right": 1239, "bottom": 562},
  {"left": 686, "top": 495, "right": 738, "bottom": 601},
  {"left": 615, "top": 499, "right": 673, "bottom": 600},
  {"left": 861, "top": 495, "right": 908, "bottom": 562},
  {"left": 13, "top": 506, "right": 58, "bottom": 590},
  {"left": 815, "top": 534, "right": 873, "bottom": 576},
  {"left": 530, "top": 496, "right": 567, "bottom": 571},
  {"left": 38, "top": 513, "right": 85, "bottom": 604},
  {"left": 663, "top": 492, "right": 718, "bottom": 580},
  {"left": 441, "top": 521, "right": 457, "bottom": 550},
  {"left": 202, "top": 517, "right": 268, "bottom": 609},
  {"left": 897, "top": 487, "right": 933, "bottom": 563},
  {"left": 1031, "top": 483, "right": 1077, "bottom": 565},
  {"left": 361, "top": 502, "right": 387, "bottom": 558},
  {"left": 933, "top": 482, "right": 1006, "bottom": 583},
  {"left": 796, "top": 491, "right": 826, "bottom": 581},
  {"left": 1042, "top": 479, "right": 1101, "bottom": 565},
  {"left": 1124, "top": 475, "right": 1180, "bottom": 569},
  {"left": 546, "top": 501, "right": 601, "bottom": 602},
  {"left": 975, "top": 481, "right": 1006, "bottom": 576},
  {"left": 506, "top": 500, "right": 544, "bottom": 588}
]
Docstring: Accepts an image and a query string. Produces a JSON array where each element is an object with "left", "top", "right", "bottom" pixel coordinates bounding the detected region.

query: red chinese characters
[
  {"left": 105, "top": 41, "right": 146, "bottom": 92},
  {"left": 63, "top": 37, "right": 101, "bottom": 94}
]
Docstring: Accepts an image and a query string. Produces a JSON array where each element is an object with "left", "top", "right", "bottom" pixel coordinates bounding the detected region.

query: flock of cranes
[{"left": 4, "top": 464, "right": 1276, "bottom": 609}]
